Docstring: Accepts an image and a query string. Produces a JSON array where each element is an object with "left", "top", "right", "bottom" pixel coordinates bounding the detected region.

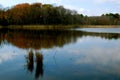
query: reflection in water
[
  {"left": 26, "top": 50, "right": 34, "bottom": 73},
  {"left": 0, "top": 29, "right": 120, "bottom": 50},
  {"left": 76, "top": 28, "right": 120, "bottom": 33},
  {"left": 35, "top": 52, "right": 43, "bottom": 79},
  {"left": 0, "top": 28, "right": 120, "bottom": 80},
  {"left": 26, "top": 50, "right": 43, "bottom": 79}
]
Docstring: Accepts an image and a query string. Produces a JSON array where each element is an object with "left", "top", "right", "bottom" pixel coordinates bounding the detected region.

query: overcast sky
[{"left": 0, "top": 0, "right": 120, "bottom": 16}]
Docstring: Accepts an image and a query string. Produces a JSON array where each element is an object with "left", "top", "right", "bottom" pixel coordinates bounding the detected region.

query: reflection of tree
[
  {"left": 35, "top": 52, "right": 43, "bottom": 79},
  {"left": 0, "top": 29, "right": 8, "bottom": 46},
  {"left": 26, "top": 50, "right": 34, "bottom": 73},
  {"left": 1, "top": 29, "right": 79, "bottom": 49},
  {"left": 26, "top": 50, "right": 43, "bottom": 79},
  {"left": 0, "top": 29, "right": 120, "bottom": 49}
]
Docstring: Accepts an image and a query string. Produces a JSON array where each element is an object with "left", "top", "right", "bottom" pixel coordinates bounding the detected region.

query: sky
[{"left": 0, "top": 0, "right": 120, "bottom": 16}]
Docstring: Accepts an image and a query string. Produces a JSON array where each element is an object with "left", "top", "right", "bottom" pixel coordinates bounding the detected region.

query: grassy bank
[
  {"left": 0, "top": 25, "right": 79, "bottom": 30},
  {"left": 0, "top": 25, "right": 120, "bottom": 30}
]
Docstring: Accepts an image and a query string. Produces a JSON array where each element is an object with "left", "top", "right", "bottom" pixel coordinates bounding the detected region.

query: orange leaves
[{"left": 14, "top": 3, "right": 30, "bottom": 9}]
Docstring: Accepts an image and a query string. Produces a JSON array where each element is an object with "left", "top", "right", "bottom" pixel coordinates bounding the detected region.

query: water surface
[
  {"left": 0, "top": 28, "right": 120, "bottom": 80},
  {"left": 75, "top": 28, "right": 120, "bottom": 33}
]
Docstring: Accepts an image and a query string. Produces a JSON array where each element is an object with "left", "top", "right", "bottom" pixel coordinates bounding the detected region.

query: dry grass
[
  {"left": 0, "top": 25, "right": 120, "bottom": 30},
  {"left": 6, "top": 25, "right": 78, "bottom": 30}
]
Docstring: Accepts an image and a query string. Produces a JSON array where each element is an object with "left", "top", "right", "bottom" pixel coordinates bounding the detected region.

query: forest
[{"left": 0, "top": 3, "right": 120, "bottom": 26}]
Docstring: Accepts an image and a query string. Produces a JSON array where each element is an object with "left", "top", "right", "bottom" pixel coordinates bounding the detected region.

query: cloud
[
  {"left": 78, "top": 8, "right": 90, "bottom": 15},
  {"left": 63, "top": 4, "right": 90, "bottom": 15},
  {"left": 0, "top": 52, "right": 18, "bottom": 64},
  {"left": 0, "top": 44, "right": 26, "bottom": 64},
  {"left": 71, "top": 42, "right": 120, "bottom": 74}
]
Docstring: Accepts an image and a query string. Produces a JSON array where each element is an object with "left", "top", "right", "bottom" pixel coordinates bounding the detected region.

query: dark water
[{"left": 0, "top": 28, "right": 120, "bottom": 80}]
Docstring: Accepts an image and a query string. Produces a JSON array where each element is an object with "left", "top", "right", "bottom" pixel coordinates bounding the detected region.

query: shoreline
[{"left": 0, "top": 25, "right": 120, "bottom": 30}]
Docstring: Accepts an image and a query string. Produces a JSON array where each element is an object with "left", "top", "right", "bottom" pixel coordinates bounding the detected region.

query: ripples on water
[{"left": 0, "top": 28, "right": 120, "bottom": 80}]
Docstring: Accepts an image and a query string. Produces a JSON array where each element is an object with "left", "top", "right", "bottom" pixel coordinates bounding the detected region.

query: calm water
[
  {"left": 75, "top": 28, "right": 120, "bottom": 33},
  {"left": 0, "top": 28, "right": 120, "bottom": 80}
]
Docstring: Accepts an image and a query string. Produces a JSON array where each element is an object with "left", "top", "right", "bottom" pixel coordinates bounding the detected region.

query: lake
[{"left": 0, "top": 28, "right": 120, "bottom": 80}]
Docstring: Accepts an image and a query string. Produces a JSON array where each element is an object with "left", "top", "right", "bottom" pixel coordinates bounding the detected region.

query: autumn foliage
[{"left": 0, "top": 2, "right": 120, "bottom": 26}]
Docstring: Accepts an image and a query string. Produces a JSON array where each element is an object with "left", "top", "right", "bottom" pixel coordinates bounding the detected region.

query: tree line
[{"left": 0, "top": 3, "right": 120, "bottom": 26}]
